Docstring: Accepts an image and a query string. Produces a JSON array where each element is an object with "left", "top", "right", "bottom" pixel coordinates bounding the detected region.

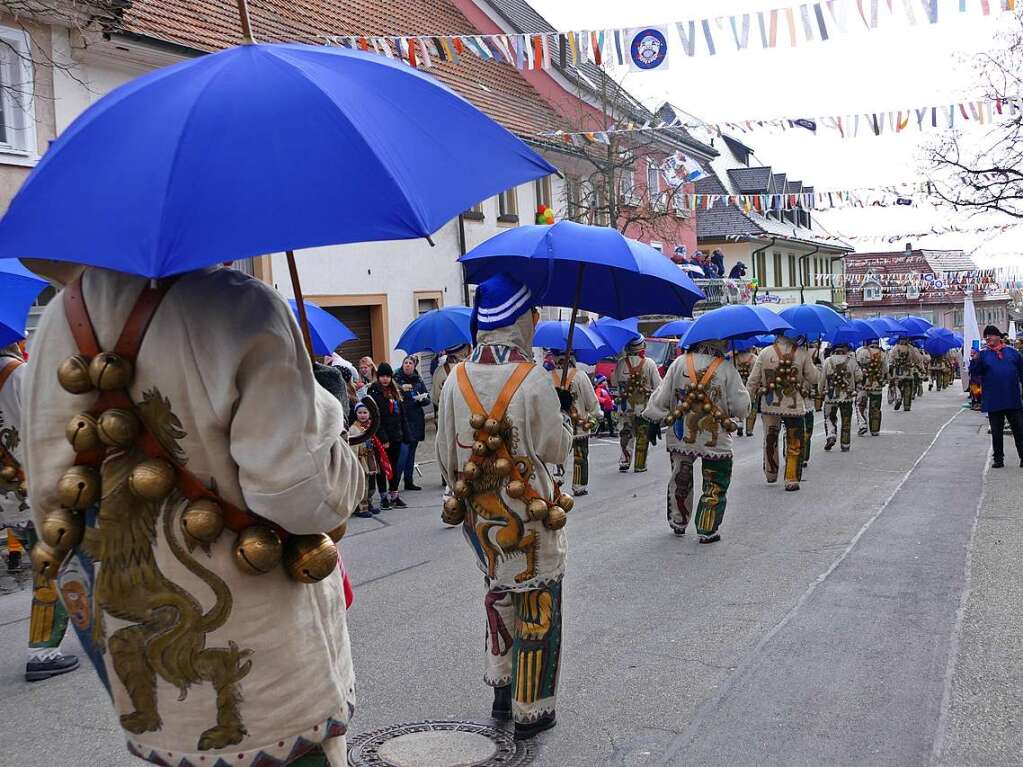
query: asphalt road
[{"left": 0, "top": 386, "right": 1016, "bottom": 766}]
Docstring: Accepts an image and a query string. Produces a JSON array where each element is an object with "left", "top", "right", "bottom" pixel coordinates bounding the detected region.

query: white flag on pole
[{"left": 962, "top": 294, "right": 980, "bottom": 392}]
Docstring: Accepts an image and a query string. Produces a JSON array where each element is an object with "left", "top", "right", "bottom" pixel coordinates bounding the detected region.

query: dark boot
[
  {"left": 514, "top": 713, "right": 556, "bottom": 740},
  {"left": 25, "top": 651, "right": 79, "bottom": 682},
  {"left": 491, "top": 685, "right": 512, "bottom": 721},
  {"left": 6, "top": 549, "right": 22, "bottom": 572}
]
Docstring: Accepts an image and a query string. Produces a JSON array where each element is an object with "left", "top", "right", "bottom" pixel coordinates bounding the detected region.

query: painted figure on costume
[
  {"left": 746, "top": 335, "right": 820, "bottom": 492},
  {"left": 732, "top": 346, "right": 759, "bottom": 437},
  {"left": 612, "top": 338, "right": 662, "bottom": 473},
  {"left": 800, "top": 339, "right": 824, "bottom": 470},
  {"left": 551, "top": 353, "right": 601, "bottom": 497},
  {"left": 643, "top": 340, "right": 750, "bottom": 544},
  {"left": 855, "top": 339, "right": 889, "bottom": 436},
  {"left": 819, "top": 343, "right": 862, "bottom": 452},
  {"left": 436, "top": 274, "right": 573, "bottom": 741},
  {"left": 22, "top": 261, "right": 363, "bottom": 767}
]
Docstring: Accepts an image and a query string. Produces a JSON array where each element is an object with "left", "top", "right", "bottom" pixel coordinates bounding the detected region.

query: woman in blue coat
[
  {"left": 395, "top": 355, "right": 431, "bottom": 491},
  {"left": 969, "top": 325, "right": 1023, "bottom": 468}
]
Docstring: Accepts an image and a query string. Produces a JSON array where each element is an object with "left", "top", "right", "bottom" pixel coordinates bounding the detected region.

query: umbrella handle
[
  {"left": 287, "top": 250, "right": 316, "bottom": 363},
  {"left": 348, "top": 396, "right": 380, "bottom": 446},
  {"left": 560, "top": 265, "right": 586, "bottom": 388}
]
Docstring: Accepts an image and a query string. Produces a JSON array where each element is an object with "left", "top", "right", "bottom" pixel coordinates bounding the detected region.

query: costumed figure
[
  {"left": 746, "top": 335, "right": 820, "bottom": 492},
  {"left": 0, "top": 342, "right": 80, "bottom": 681},
  {"left": 612, "top": 338, "right": 662, "bottom": 473},
  {"left": 732, "top": 346, "right": 759, "bottom": 437},
  {"left": 801, "top": 340, "right": 824, "bottom": 469},
  {"left": 551, "top": 353, "right": 601, "bottom": 497},
  {"left": 928, "top": 352, "right": 946, "bottom": 391},
  {"left": 889, "top": 337, "right": 924, "bottom": 412},
  {"left": 349, "top": 402, "right": 384, "bottom": 519},
  {"left": 819, "top": 343, "right": 862, "bottom": 452},
  {"left": 855, "top": 340, "right": 890, "bottom": 436},
  {"left": 436, "top": 274, "right": 573, "bottom": 740},
  {"left": 432, "top": 344, "right": 470, "bottom": 409},
  {"left": 643, "top": 341, "right": 750, "bottom": 544},
  {"left": 914, "top": 342, "right": 927, "bottom": 397},
  {"left": 23, "top": 263, "right": 364, "bottom": 767}
]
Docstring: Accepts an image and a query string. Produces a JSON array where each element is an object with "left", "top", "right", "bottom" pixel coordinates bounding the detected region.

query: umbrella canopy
[
  {"left": 925, "top": 326, "right": 956, "bottom": 342},
  {"left": 459, "top": 222, "right": 705, "bottom": 319},
  {"left": 287, "top": 300, "right": 356, "bottom": 357},
  {"left": 847, "top": 319, "right": 881, "bottom": 342},
  {"left": 0, "top": 260, "right": 47, "bottom": 346},
  {"left": 779, "top": 304, "right": 848, "bottom": 340},
  {"left": 924, "top": 336, "right": 959, "bottom": 355},
  {"left": 396, "top": 306, "right": 473, "bottom": 355},
  {"left": 0, "top": 44, "right": 557, "bottom": 278},
  {"left": 825, "top": 325, "right": 865, "bottom": 348},
  {"left": 591, "top": 316, "right": 642, "bottom": 353},
  {"left": 866, "top": 317, "right": 906, "bottom": 337},
  {"left": 653, "top": 319, "right": 693, "bottom": 338},
  {"left": 681, "top": 305, "right": 792, "bottom": 347},
  {"left": 898, "top": 316, "right": 933, "bottom": 337},
  {"left": 731, "top": 334, "right": 776, "bottom": 352},
  {"left": 535, "top": 321, "right": 612, "bottom": 364}
]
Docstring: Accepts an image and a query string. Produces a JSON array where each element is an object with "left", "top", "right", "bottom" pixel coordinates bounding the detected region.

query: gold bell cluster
[
  {"left": 50, "top": 350, "right": 341, "bottom": 584},
  {"left": 768, "top": 358, "right": 799, "bottom": 395},
  {"left": 442, "top": 412, "right": 572, "bottom": 531},
  {"left": 664, "top": 382, "right": 738, "bottom": 434},
  {"left": 624, "top": 373, "right": 647, "bottom": 406}
]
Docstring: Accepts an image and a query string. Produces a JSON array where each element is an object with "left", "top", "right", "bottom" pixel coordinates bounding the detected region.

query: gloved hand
[
  {"left": 556, "top": 388, "right": 574, "bottom": 414},
  {"left": 646, "top": 419, "right": 661, "bottom": 446}
]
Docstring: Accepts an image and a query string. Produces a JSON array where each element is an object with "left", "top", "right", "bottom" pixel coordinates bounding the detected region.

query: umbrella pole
[
  {"left": 287, "top": 250, "right": 315, "bottom": 362},
  {"left": 560, "top": 265, "right": 586, "bottom": 388},
  {"left": 235, "top": 0, "right": 255, "bottom": 43}
]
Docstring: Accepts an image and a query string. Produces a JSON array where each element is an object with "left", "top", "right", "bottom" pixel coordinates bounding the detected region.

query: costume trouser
[
  {"left": 359, "top": 472, "right": 376, "bottom": 512},
  {"left": 572, "top": 437, "right": 589, "bottom": 491},
  {"left": 745, "top": 410, "right": 757, "bottom": 436},
  {"left": 761, "top": 414, "right": 804, "bottom": 484},
  {"left": 484, "top": 578, "right": 563, "bottom": 725},
  {"left": 619, "top": 412, "right": 650, "bottom": 471},
  {"left": 899, "top": 379, "right": 915, "bottom": 412},
  {"left": 824, "top": 402, "right": 853, "bottom": 449},
  {"left": 12, "top": 525, "right": 69, "bottom": 653},
  {"left": 667, "top": 452, "right": 733, "bottom": 536},
  {"left": 802, "top": 410, "right": 814, "bottom": 465},
  {"left": 888, "top": 380, "right": 899, "bottom": 406},
  {"left": 916, "top": 375, "right": 924, "bottom": 397},
  {"left": 988, "top": 409, "right": 1023, "bottom": 463}
]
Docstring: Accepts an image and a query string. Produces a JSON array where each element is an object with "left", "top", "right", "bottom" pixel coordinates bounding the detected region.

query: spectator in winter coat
[
  {"left": 394, "top": 356, "right": 431, "bottom": 492},
  {"left": 709, "top": 249, "right": 726, "bottom": 278},
  {"left": 969, "top": 325, "right": 1023, "bottom": 469},
  {"left": 368, "top": 362, "right": 410, "bottom": 509},
  {"left": 594, "top": 374, "right": 616, "bottom": 436}
]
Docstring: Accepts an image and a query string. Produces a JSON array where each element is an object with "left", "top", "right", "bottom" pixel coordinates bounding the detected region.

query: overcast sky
[{"left": 528, "top": 0, "right": 1022, "bottom": 270}]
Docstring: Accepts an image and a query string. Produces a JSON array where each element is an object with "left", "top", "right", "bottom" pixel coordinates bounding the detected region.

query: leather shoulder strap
[
  {"left": 457, "top": 361, "right": 534, "bottom": 421},
  {"left": 552, "top": 368, "right": 576, "bottom": 389},
  {"left": 686, "top": 354, "right": 725, "bottom": 387},
  {"left": 0, "top": 359, "right": 22, "bottom": 393},
  {"left": 63, "top": 277, "right": 100, "bottom": 357}
]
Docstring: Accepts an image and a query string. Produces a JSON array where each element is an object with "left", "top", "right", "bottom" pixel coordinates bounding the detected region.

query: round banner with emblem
[{"left": 628, "top": 26, "right": 669, "bottom": 71}]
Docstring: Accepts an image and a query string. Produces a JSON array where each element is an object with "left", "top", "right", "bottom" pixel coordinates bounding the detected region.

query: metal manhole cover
[{"left": 348, "top": 720, "right": 533, "bottom": 767}]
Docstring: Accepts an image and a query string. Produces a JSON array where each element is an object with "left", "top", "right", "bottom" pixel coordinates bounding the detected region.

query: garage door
[{"left": 324, "top": 305, "right": 373, "bottom": 362}]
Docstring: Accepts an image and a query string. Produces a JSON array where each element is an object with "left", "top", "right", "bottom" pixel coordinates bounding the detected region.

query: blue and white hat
[{"left": 473, "top": 273, "right": 534, "bottom": 332}]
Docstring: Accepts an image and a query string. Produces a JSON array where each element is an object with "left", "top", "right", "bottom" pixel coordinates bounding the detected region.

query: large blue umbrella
[
  {"left": 681, "top": 305, "right": 792, "bottom": 346},
  {"left": 779, "top": 304, "right": 848, "bottom": 340},
  {"left": 535, "top": 321, "right": 612, "bottom": 364},
  {"left": 825, "top": 325, "right": 865, "bottom": 348},
  {"left": 731, "top": 334, "right": 776, "bottom": 352},
  {"left": 924, "top": 336, "right": 959, "bottom": 355},
  {"left": 848, "top": 319, "right": 881, "bottom": 342},
  {"left": 460, "top": 222, "right": 705, "bottom": 320},
  {"left": 0, "top": 260, "right": 47, "bottom": 346},
  {"left": 396, "top": 306, "right": 473, "bottom": 355},
  {"left": 653, "top": 319, "right": 693, "bottom": 338},
  {"left": 866, "top": 317, "right": 906, "bottom": 337},
  {"left": 0, "top": 44, "right": 557, "bottom": 278},
  {"left": 288, "top": 300, "right": 356, "bottom": 357},
  {"left": 592, "top": 316, "right": 642, "bottom": 353},
  {"left": 902, "top": 315, "right": 934, "bottom": 335}
]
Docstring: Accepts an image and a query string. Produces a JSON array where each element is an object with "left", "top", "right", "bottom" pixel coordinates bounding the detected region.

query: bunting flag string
[
  {"left": 323, "top": 0, "right": 1016, "bottom": 72},
  {"left": 678, "top": 186, "right": 939, "bottom": 212},
  {"left": 724, "top": 219, "right": 1023, "bottom": 245}
]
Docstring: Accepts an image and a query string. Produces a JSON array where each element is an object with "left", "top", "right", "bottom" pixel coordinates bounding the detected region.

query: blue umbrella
[
  {"left": 731, "top": 334, "right": 776, "bottom": 352},
  {"left": 924, "top": 336, "right": 958, "bottom": 355},
  {"left": 681, "top": 305, "right": 792, "bottom": 347},
  {"left": 396, "top": 306, "right": 473, "bottom": 355},
  {"left": 866, "top": 317, "right": 906, "bottom": 337},
  {"left": 779, "top": 304, "right": 848, "bottom": 340},
  {"left": 460, "top": 222, "right": 705, "bottom": 320},
  {"left": 848, "top": 319, "right": 880, "bottom": 342},
  {"left": 0, "top": 44, "right": 557, "bottom": 279},
  {"left": 535, "top": 321, "right": 612, "bottom": 365},
  {"left": 653, "top": 319, "right": 693, "bottom": 338},
  {"left": 592, "top": 316, "right": 642, "bottom": 353},
  {"left": 925, "top": 326, "right": 956, "bottom": 342},
  {"left": 898, "top": 316, "right": 933, "bottom": 337},
  {"left": 825, "top": 324, "right": 865, "bottom": 348},
  {"left": 0, "top": 260, "right": 47, "bottom": 346},
  {"left": 287, "top": 300, "right": 356, "bottom": 357}
]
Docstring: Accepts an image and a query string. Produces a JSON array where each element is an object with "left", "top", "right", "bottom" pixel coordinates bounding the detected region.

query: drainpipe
[
  {"left": 750, "top": 238, "right": 776, "bottom": 305},
  {"left": 457, "top": 213, "right": 471, "bottom": 307},
  {"left": 799, "top": 244, "right": 820, "bottom": 305}
]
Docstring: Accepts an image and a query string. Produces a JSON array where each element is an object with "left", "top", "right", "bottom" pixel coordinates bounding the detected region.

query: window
[
  {"left": 0, "top": 26, "right": 37, "bottom": 157},
  {"left": 534, "top": 176, "right": 552, "bottom": 210},
  {"left": 498, "top": 187, "right": 518, "bottom": 223},
  {"left": 772, "top": 252, "right": 783, "bottom": 288},
  {"left": 755, "top": 252, "right": 767, "bottom": 284},
  {"left": 906, "top": 283, "right": 920, "bottom": 300},
  {"left": 788, "top": 255, "right": 797, "bottom": 287},
  {"left": 618, "top": 168, "right": 637, "bottom": 205},
  {"left": 864, "top": 281, "right": 882, "bottom": 301},
  {"left": 463, "top": 201, "right": 484, "bottom": 222},
  {"left": 672, "top": 187, "right": 690, "bottom": 217},
  {"left": 416, "top": 295, "right": 440, "bottom": 316},
  {"left": 646, "top": 161, "right": 660, "bottom": 197},
  {"left": 565, "top": 177, "right": 582, "bottom": 221}
]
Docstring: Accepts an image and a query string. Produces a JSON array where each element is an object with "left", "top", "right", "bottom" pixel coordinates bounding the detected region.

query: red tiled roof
[{"left": 121, "top": 0, "right": 568, "bottom": 139}]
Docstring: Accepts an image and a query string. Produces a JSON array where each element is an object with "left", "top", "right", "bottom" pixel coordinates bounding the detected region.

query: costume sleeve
[
  {"left": 574, "top": 373, "right": 601, "bottom": 420},
  {"left": 646, "top": 358, "right": 663, "bottom": 390},
  {"left": 968, "top": 355, "right": 985, "bottom": 377},
  {"left": 801, "top": 350, "right": 821, "bottom": 387},
  {"left": 724, "top": 362, "right": 751, "bottom": 420},
  {"left": 435, "top": 370, "right": 460, "bottom": 487},
  {"left": 642, "top": 357, "right": 679, "bottom": 422},
  {"left": 610, "top": 360, "right": 624, "bottom": 389},
  {"left": 747, "top": 351, "right": 765, "bottom": 401},
  {"left": 531, "top": 372, "right": 573, "bottom": 466},
  {"left": 229, "top": 297, "right": 364, "bottom": 535}
]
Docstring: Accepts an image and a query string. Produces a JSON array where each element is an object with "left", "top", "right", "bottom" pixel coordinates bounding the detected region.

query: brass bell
[
  {"left": 283, "top": 533, "right": 338, "bottom": 583},
  {"left": 724, "top": 420, "right": 738, "bottom": 433},
  {"left": 65, "top": 413, "right": 101, "bottom": 453},
  {"left": 526, "top": 498, "right": 549, "bottom": 521},
  {"left": 442, "top": 497, "right": 466, "bottom": 525},
  {"left": 556, "top": 493, "right": 575, "bottom": 513},
  {"left": 506, "top": 480, "right": 526, "bottom": 499},
  {"left": 97, "top": 409, "right": 141, "bottom": 449},
  {"left": 483, "top": 418, "right": 501, "bottom": 435},
  {"left": 486, "top": 434, "right": 504, "bottom": 452},
  {"left": 494, "top": 458, "right": 513, "bottom": 477},
  {"left": 233, "top": 524, "right": 283, "bottom": 575},
  {"left": 181, "top": 499, "right": 225, "bottom": 544},
  {"left": 680, "top": 402, "right": 691, "bottom": 413},
  {"left": 88, "top": 352, "right": 134, "bottom": 391},
  {"left": 328, "top": 522, "right": 348, "bottom": 542},
  {"left": 128, "top": 459, "right": 176, "bottom": 501},
  {"left": 469, "top": 413, "right": 487, "bottom": 431},
  {"left": 31, "top": 540, "right": 66, "bottom": 579},
  {"left": 696, "top": 384, "right": 705, "bottom": 393},
  {"left": 545, "top": 506, "right": 568, "bottom": 530},
  {"left": 0, "top": 465, "right": 16, "bottom": 481},
  {"left": 453, "top": 479, "right": 471, "bottom": 499},
  {"left": 472, "top": 441, "right": 489, "bottom": 457},
  {"left": 57, "top": 355, "right": 94, "bottom": 395},
  {"left": 40, "top": 509, "right": 84, "bottom": 549},
  {"left": 703, "top": 403, "right": 713, "bottom": 413},
  {"left": 462, "top": 461, "right": 479, "bottom": 481},
  {"left": 56, "top": 465, "right": 100, "bottom": 509}
]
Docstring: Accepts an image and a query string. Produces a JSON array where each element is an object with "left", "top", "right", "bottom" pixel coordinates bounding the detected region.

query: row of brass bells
[
  {"left": 65, "top": 409, "right": 141, "bottom": 453},
  {"left": 57, "top": 465, "right": 100, "bottom": 509},
  {"left": 129, "top": 459, "right": 177, "bottom": 501},
  {"left": 545, "top": 493, "right": 574, "bottom": 530},
  {"left": 58, "top": 352, "right": 134, "bottom": 395},
  {"left": 34, "top": 508, "right": 86, "bottom": 579},
  {"left": 282, "top": 533, "right": 338, "bottom": 583}
]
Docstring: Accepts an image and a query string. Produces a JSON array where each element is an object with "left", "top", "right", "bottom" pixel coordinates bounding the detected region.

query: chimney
[{"left": 904, "top": 242, "right": 913, "bottom": 255}]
